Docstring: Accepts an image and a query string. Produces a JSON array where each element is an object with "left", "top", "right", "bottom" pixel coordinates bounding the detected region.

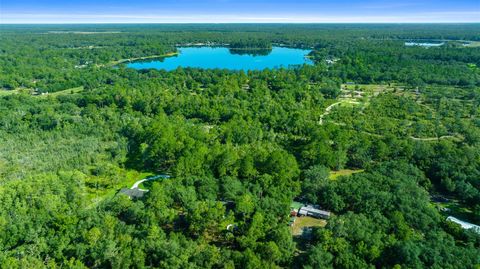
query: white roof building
[
  {"left": 298, "top": 205, "right": 331, "bottom": 219},
  {"left": 447, "top": 216, "right": 480, "bottom": 234}
]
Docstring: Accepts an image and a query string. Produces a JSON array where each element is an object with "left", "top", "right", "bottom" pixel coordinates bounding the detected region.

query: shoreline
[{"left": 107, "top": 45, "right": 313, "bottom": 67}]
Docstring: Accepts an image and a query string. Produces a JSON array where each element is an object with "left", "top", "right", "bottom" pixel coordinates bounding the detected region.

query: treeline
[
  {"left": 311, "top": 40, "right": 480, "bottom": 87},
  {"left": 229, "top": 39, "right": 272, "bottom": 49}
]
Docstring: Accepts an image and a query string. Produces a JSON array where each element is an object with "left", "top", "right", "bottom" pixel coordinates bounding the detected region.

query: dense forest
[{"left": 0, "top": 24, "right": 480, "bottom": 268}]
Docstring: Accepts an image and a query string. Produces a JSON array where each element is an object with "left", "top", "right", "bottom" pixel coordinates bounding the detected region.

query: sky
[{"left": 0, "top": 0, "right": 479, "bottom": 23}]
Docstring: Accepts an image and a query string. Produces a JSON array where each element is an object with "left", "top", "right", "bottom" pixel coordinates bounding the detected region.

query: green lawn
[{"left": 291, "top": 216, "right": 327, "bottom": 236}]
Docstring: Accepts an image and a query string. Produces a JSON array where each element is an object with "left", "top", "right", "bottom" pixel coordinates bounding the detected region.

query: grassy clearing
[
  {"left": 41, "top": 86, "right": 84, "bottom": 97},
  {"left": 342, "top": 83, "right": 398, "bottom": 93},
  {"left": 0, "top": 88, "right": 31, "bottom": 96},
  {"left": 432, "top": 199, "right": 477, "bottom": 223},
  {"left": 119, "top": 170, "right": 154, "bottom": 189},
  {"left": 465, "top": 41, "right": 480, "bottom": 48},
  {"left": 341, "top": 83, "right": 411, "bottom": 99},
  {"left": 291, "top": 216, "right": 327, "bottom": 236},
  {"left": 342, "top": 83, "right": 388, "bottom": 91},
  {"left": 329, "top": 169, "right": 364, "bottom": 180},
  {"left": 37, "top": 86, "right": 83, "bottom": 97}
]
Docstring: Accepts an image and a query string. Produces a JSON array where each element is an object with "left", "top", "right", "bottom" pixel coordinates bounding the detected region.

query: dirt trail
[
  {"left": 319, "top": 100, "right": 360, "bottom": 125},
  {"left": 409, "top": 135, "right": 461, "bottom": 141}
]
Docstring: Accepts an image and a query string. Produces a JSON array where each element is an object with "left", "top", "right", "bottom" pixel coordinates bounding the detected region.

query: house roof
[
  {"left": 119, "top": 188, "right": 146, "bottom": 199},
  {"left": 299, "top": 205, "right": 331, "bottom": 216}
]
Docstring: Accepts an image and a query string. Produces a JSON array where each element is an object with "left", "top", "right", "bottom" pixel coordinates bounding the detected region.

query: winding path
[
  {"left": 319, "top": 100, "right": 361, "bottom": 125},
  {"left": 131, "top": 174, "right": 171, "bottom": 191},
  {"left": 409, "top": 135, "right": 462, "bottom": 142},
  {"left": 447, "top": 216, "right": 480, "bottom": 233}
]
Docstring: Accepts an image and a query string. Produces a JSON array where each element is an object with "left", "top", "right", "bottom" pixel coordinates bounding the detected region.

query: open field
[{"left": 291, "top": 216, "right": 327, "bottom": 236}]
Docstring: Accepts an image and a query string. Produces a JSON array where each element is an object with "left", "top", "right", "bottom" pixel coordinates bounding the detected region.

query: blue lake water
[{"left": 127, "top": 47, "right": 313, "bottom": 71}]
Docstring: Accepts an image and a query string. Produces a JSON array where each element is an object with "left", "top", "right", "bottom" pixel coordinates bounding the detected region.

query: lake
[{"left": 127, "top": 46, "right": 313, "bottom": 71}]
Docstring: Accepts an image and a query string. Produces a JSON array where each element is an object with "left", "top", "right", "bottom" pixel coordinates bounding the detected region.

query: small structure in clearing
[{"left": 289, "top": 202, "right": 330, "bottom": 237}]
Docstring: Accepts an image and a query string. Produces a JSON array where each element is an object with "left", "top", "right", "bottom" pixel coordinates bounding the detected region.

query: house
[
  {"left": 119, "top": 188, "right": 146, "bottom": 199},
  {"left": 298, "top": 204, "right": 331, "bottom": 219}
]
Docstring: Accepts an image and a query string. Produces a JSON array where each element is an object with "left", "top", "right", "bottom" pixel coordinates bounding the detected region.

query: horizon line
[{"left": 2, "top": 12, "right": 479, "bottom": 24}]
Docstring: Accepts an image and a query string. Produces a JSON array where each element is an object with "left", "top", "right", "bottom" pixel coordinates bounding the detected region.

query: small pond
[{"left": 127, "top": 46, "right": 313, "bottom": 71}]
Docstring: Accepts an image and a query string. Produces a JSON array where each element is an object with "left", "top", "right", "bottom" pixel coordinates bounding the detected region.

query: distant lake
[{"left": 127, "top": 47, "right": 313, "bottom": 71}]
